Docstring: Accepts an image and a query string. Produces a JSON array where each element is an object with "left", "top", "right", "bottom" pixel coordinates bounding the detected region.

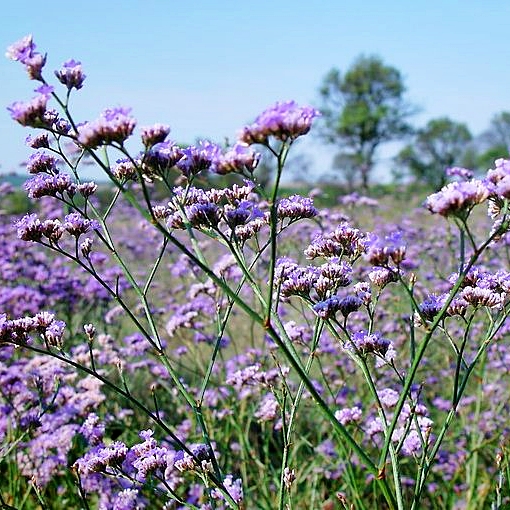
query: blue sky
[{"left": 2, "top": 1, "right": 509, "bottom": 181}]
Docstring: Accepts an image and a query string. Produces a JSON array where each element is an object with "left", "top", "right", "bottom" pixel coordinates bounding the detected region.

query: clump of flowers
[{"left": 5, "top": 33, "right": 510, "bottom": 510}]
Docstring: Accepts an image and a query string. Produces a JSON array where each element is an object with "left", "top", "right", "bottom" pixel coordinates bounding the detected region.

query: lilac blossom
[
  {"left": 24, "top": 173, "right": 76, "bottom": 198},
  {"left": 15, "top": 213, "right": 43, "bottom": 242},
  {"left": 277, "top": 195, "right": 318, "bottom": 221},
  {"left": 175, "top": 141, "right": 221, "bottom": 177},
  {"left": 7, "top": 94, "right": 48, "bottom": 127},
  {"left": 446, "top": 166, "right": 474, "bottom": 180},
  {"left": 54, "top": 59, "right": 86, "bottom": 90},
  {"left": 211, "top": 474, "right": 244, "bottom": 504},
  {"left": 6, "top": 34, "right": 46, "bottom": 80},
  {"left": 213, "top": 142, "right": 260, "bottom": 175},
  {"left": 350, "top": 330, "right": 391, "bottom": 357},
  {"left": 140, "top": 123, "right": 170, "bottom": 148},
  {"left": 74, "top": 441, "right": 128, "bottom": 475},
  {"left": 335, "top": 406, "right": 362, "bottom": 426},
  {"left": 239, "top": 100, "right": 320, "bottom": 144},
  {"left": 25, "top": 132, "right": 50, "bottom": 149},
  {"left": 26, "top": 152, "right": 58, "bottom": 174},
  {"left": 63, "top": 213, "right": 100, "bottom": 237},
  {"left": 425, "top": 179, "right": 490, "bottom": 217},
  {"left": 78, "top": 107, "right": 136, "bottom": 148}
]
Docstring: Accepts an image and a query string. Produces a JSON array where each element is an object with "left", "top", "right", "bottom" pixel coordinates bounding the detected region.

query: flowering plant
[{"left": 3, "top": 35, "right": 510, "bottom": 509}]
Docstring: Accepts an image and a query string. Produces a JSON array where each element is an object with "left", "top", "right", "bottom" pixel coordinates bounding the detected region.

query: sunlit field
[{"left": 2, "top": 35, "right": 510, "bottom": 510}]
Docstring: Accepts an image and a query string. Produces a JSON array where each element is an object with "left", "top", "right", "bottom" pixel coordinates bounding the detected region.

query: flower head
[
  {"left": 176, "top": 141, "right": 221, "bottom": 178},
  {"left": 78, "top": 107, "right": 136, "bottom": 148},
  {"left": 26, "top": 152, "right": 58, "bottom": 174},
  {"left": 425, "top": 180, "right": 490, "bottom": 217},
  {"left": 140, "top": 123, "right": 171, "bottom": 148},
  {"left": 6, "top": 35, "right": 46, "bottom": 80},
  {"left": 213, "top": 143, "right": 260, "bottom": 174},
  {"left": 7, "top": 95, "right": 48, "bottom": 127},
  {"left": 239, "top": 101, "right": 320, "bottom": 145},
  {"left": 54, "top": 59, "right": 86, "bottom": 90}
]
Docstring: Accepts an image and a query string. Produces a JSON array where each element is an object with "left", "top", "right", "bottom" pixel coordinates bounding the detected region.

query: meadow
[{"left": 2, "top": 35, "right": 510, "bottom": 510}]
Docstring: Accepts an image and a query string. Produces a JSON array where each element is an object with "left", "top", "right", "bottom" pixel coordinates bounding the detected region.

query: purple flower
[
  {"left": 213, "top": 143, "right": 260, "bottom": 175},
  {"left": 26, "top": 152, "right": 58, "bottom": 174},
  {"left": 305, "top": 223, "right": 367, "bottom": 260},
  {"left": 54, "top": 59, "right": 86, "bottom": 90},
  {"left": 340, "top": 192, "right": 379, "bottom": 207},
  {"left": 6, "top": 35, "right": 46, "bottom": 80},
  {"left": 425, "top": 180, "right": 489, "bottom": 217},
  {"left": 80, "top": 413, "right": 105, "bottom": 445},
  {"left": 78, "top": 107, "right": 136, "bottom": 148},
  {"left": 239, "top": 101, "right": 321, "bottom": 144},
  {"left": 277, "top": 195, "right": 318, "bottom": 221},
  {"left": 43, "top": 319, "right": 66, "bottom": 347},
  {"left": 63, "top": 213, "right": 100, "bottom": 237},
  {"left": 337, "top": 295, "right": 362, "bottom": 317},
  {"left": 368, "top": 267, "right": 399, "bottom": 288},
  {"left": 446, "top": 166, "right": 474, "bottom": 180},
  {"left": 77, "top": 182, "right": 98, "bottom": 198},
  {"left": 378, "top": 388, "right": 400, "bottom": 408},
  {"left": 143, "top": 140, "right": 183, "bottom": 174},
  {"left": 24, "top": 173, "right": 76, "bottom": 199},
  {"left": 15, "top": 213, "right": 43, "bottom": 242},
  {"left": 486, "top": 158, "right": 510, "bottom": 185},
  {"left": 460, "top": 286, "right": 503, "bottom": 309},
  {"left": 351, "top": 330, "right": 391, "bottom": 356},
  {"left": 276, "top": 262, "right": 319, "bottom": 299},
  {"left": 225, "top": 201, "right": 253, "bottom": 227},
  {"left": 335, "top": 406, "right": 362, "bottom": 426},
  {"left": 41, "top": 219, "right": 64, "bottom": 242},
  {"left": 26, "top": 133, "right": 50, "bottom": 149},
  {"left": 74, "top": 441, "right": 128, "bottom": 475},
  {"left": 176, "top": 141, "right": 221, "bottom": 178},
  {"left": 186, "top": 202, "right": 221, "bottom": 228},
  {"left": 6, "top": 35, "right": 36, "bottom": 63},
  {"left": 112, "top": 489, "right": 139, "bottom": 510},
  {"left": 7, "top": 95, "right": 48, "bottom": 127},
  {"left": 313, "top": 296, "right": 341, "bottom": 319},
  {"left": 211, "top": 474, "right": 244, "bottom": 504},
  {"left": 419, "top": 294, "right": 446, "bottom": 321},
  {"left": 113, "top": 158, "right": 138, "bottom": 180},
  {"left": 319, "top": 260, "right": 352, "bottom": 287},
  {"left": 254, "top": 394, "right": 279, "bottom": 422},
  {"left": 140, "top": 124, "right": 171, "bottom": 148}
]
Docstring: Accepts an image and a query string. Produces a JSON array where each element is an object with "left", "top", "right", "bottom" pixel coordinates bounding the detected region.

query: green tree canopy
[
  {"left": 474, "top": 111, "right": 510, "bottom": 171},
  {"left": 318, "top": 55, "right": 415, "bottom": 190},
  {"left": 394, "top": 117, "right": 472, "bottom": 190}
]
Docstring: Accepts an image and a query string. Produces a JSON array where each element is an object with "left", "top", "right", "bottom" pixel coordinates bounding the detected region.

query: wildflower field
[{"left": 3, "top": 35, "right": 510, "bottom": 510}]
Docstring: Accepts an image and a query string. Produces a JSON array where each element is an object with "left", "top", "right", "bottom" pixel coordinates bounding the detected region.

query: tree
[
  {"left": 318, "top": 55, "right": 415, "bottom": 190},
  {"left": 482, "top": 111, "right": 510, "bottom": 150},
  {"left": 395, "top": 117, "right": 472, "bottom": 189},
  {"left": 474, "top": 111, "right": 510, "bottom": 171}
]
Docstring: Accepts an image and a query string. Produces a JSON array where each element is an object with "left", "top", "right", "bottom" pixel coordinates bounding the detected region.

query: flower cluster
[
  {"left": 304, "top": 223, "right": 368, "bottom": 260},
  {"left": 425, "top": 179, "right": 490, "bottom": 217},
  {"left": 78, "top": 107, "right": 136, "bottom": 148},
  {"left": 54, "top": 59, "right": 86, "bottom": 90},
  {"left": 0, "top": 311, "right": 65, "bottom": 347},
  {"left": 6, "top": 34, "right": 46, "bottom": 80},
  {"left": 239, "top": 100, "right": 321, "bottom": 144}
]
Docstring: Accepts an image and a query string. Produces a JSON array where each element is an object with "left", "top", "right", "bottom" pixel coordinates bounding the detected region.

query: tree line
[{"left": 317, "top": 55, "right": 509, "bottom": 191}]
